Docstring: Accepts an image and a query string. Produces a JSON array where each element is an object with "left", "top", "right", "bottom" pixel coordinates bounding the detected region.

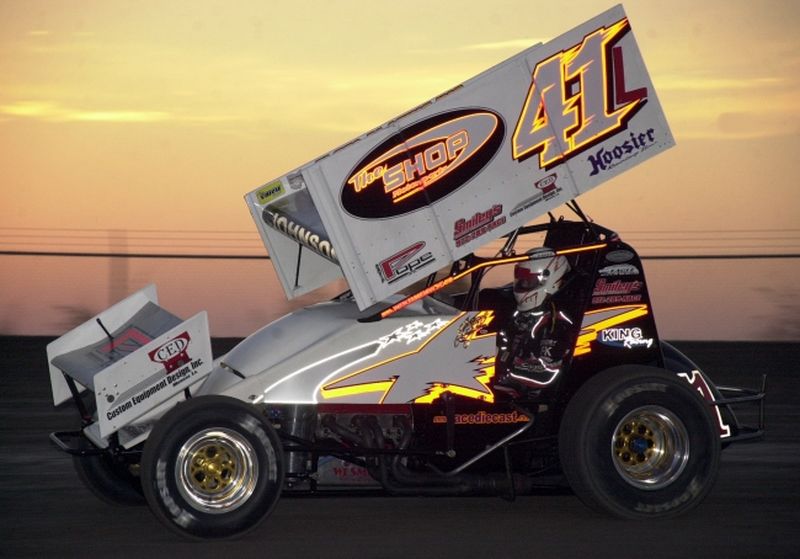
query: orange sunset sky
[{"left": 0, "top": 0, "right": 798, "bottom": 339}]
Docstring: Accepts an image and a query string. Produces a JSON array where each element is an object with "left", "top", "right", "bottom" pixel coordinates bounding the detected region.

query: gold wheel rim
[
  {"left": 176, "top": 428, "right": 258, "bottom": 513},
  {"left": 611, "top": 405, "right": 690, "bottom": 490}
]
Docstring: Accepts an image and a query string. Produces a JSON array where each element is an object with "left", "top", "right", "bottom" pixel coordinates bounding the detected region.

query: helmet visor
[{"left": 514, "top": 266, "right": 543, "bottom": 293}]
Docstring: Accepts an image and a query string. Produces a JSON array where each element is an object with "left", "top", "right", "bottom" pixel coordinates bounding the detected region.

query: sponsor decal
[
  {"left": 574, "top": 304, "right": 649, "bottom": 356},
  {"left": 454, "top": 311, "right": 495, "bottom": 348},
  {"left": 587, "top": 128, "right": 656, "bottom": 176},
  {"left": 510, "top": 173, "right": 563, "bottom": 217},
  {"left": 598, "top": 327, "right": 653, "bottom": 349},
  {"left": 592, "top": 277, "right": 643, "bottom": 305},
  {"left": 535, "top": 173, "right": 559, "bottom": 195},
  {"left": 105, "top": 357, "right": 205, "bottom": 421},
  {"left": 316, "top": 457, "right": 378, "bottom": 486},
  {"left": 433, "top": 410, "right": 530, "bottom": 425},
  {"left": 593, "top": 278, "right": 642, "bottom": 296},
  {"left": 148, "top": 332, "right": 191, "bottom": 373},
  {"left": 341, "top": 109, "right": 505, "bottom": 218},
  {"left": 599, "top": 263, "right": 639, "bottom": 277},
  {"left": 255, "top": 181, "right": 285, "bottom": 205},
  {"left": 454, "top": 204, "right": 506, "bottom": 247},
  {"left": 330, "top": 463, "right": 373, "bottom": 481},
  {"left": 376, "top": 241, "right": 435, "bottom": 284},
  {"left": 592, "top": 294, "right": 643, "bottom": 305},
  {"left": 512, "top": 18, "right": 647, "bottom": 169},
  {"left": 605, "top": 249, "right": 634, "bottom": 263},
  {"left": 262, "top": 208, "right": 338, "bottom": 263}
]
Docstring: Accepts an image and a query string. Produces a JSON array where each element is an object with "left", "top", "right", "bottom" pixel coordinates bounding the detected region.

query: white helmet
[{"left": 513, "top": 248, "right": 570, "bottom": 312}]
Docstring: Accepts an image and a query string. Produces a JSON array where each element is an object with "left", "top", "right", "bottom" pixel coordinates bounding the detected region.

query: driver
[{"left": 495, "top": 248, "right": 574, "bottom": 390}]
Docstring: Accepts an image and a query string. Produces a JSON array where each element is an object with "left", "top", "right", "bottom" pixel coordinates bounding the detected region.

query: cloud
[
  {"left": 668, "top": 108, "right": 800, "bottom": 140},
  {"left": 71, "top": 110, "right": 170, "bottom": 123},
  {"left": 656, "top": 75, "right": 785, "bottom": 91},
  {"left": 0, "top": 101, "right": 56, "bottom": 117},
  {"left": 460, "top": 38, "right": 549, "bottom": 51},
  {"left": 715, "top": 111, "right": 800, "bottom": 138},
  {"left": 325, "top": 72, "right": 459, "bottom": 93},
  {"left": 408, "top": 38, "right": 548, "bottom": 56},
  {"left": 0, "top": 100, "right": 170, "bottom": 123}
]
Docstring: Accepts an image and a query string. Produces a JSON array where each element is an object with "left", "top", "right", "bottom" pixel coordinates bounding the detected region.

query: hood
[{"left": 222, "top": 300, "right": 365, "bottom": 378}]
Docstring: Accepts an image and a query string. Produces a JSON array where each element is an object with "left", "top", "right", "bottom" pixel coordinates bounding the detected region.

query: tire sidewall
[
  {"left": 73, "top": 453, "right": 144, "bottom": 506},
  {"left": 141, "top": 397, "right": 283, "bottom": 539},
  {"left": 562, "top": 367, "right": 720, "bottom": 518}
]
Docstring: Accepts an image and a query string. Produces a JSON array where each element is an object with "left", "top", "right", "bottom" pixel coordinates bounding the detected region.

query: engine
[{"left": 269, "top": 403, "right": 538, "bottom": 497}]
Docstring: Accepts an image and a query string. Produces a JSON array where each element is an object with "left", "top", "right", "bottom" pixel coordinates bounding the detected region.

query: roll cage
[{"left": 363, "top": 206, "right": 615, "bottom": 322}]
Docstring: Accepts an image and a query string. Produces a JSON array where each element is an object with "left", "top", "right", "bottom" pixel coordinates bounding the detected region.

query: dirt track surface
[{"left": 2, "top": 337, "right": 798, "bottom": 558}]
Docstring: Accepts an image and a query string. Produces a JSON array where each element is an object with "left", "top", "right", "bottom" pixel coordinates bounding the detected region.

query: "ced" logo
[
  {"left": 148, "top": 332, "right": 191, "bottom": 373},
  {"left": 512, "top": 18, "right": 647, "bottom": 169}
]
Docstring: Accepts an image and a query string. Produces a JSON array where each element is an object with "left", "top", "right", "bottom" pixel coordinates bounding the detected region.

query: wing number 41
[{"left": 512, "top": 18, "right": 647, "bottom": 169}]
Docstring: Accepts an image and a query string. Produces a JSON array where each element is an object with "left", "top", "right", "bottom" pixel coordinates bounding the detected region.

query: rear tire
[
  {"left": 141, "top": 396, "right": 284, "bottom": 539},
  {"left": 73, "top": 453, "right": 144, "bottom": 506},
  {"left": 559, "top": 366, "right": 720, "bottom": 519}
]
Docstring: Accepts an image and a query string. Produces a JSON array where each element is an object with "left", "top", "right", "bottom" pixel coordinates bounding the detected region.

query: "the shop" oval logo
[{"left": 341, "top": 109, "right": 505, "bottom": 219}]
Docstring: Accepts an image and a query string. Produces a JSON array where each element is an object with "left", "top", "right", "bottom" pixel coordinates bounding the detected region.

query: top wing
[{"left": 245, "top": 4, "right": 673, "bottom": 310}]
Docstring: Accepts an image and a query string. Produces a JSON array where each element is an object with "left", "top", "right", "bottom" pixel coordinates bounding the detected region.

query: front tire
[
  {"left": 559, "top": 366, "right": 720, "bottom": 519},
  {"left": 141, "top": 396, "right": 284, "bottom": 539}
]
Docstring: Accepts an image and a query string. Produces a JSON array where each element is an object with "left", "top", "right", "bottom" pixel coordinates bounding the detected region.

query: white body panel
[{"left": 199, "top": 299, "right": 500, "bottom": 406}]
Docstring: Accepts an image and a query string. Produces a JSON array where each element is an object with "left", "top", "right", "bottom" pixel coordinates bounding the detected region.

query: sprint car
[
  {"left": 48, "top": 213, "right": 765, "bottom": 539},
  {"left": 47, "top": 5, "right": 765, "bottom": 539}
]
